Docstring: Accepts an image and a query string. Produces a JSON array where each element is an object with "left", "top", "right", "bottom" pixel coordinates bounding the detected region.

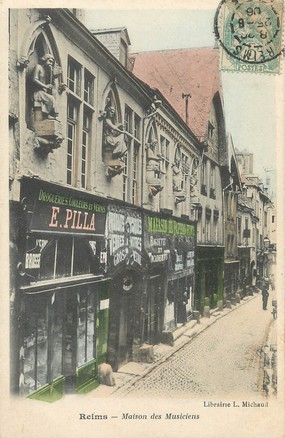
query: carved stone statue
[
  {"left": 104, "top": 106, "right": 128, "bottom": 160},
  {"left": 32, "top": 54, "right": 61, "bottom": 120},
  {"left": 31, "top": 54, "right": 64, "bottom": 154},
  {"left": 172, "top": 159, "right": 183, "bottom": 192},
  {"left": 172, "top": 158, "right": 186, "bottom": 203},
  {"left": 190, "top": 167, "right": 199, "bottom": 198},
  {"left": 146, "top": 140, "right": 163, "bottom": 197},
  {"left": 146, "top": 140, "right": 161, "bottom": 175}
]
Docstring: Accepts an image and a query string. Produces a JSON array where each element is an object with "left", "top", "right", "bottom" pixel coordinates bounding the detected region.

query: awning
[{"left": 21, "top": 274, "right": 111, "bottom": 295}]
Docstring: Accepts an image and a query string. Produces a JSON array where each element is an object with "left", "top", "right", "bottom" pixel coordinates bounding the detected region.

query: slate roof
[{"left": 130, "top": 47, "right": 222, "bottom": 141}]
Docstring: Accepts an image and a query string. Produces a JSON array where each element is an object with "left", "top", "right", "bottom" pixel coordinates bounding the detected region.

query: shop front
[
  {"left": 12, "top": 178, "right": 109, "bottom": 401},
  {"left": 106, "top": 203, "right": 146, "bottom": 371},
  {"left": 144, "top": 213, "right": 196, "bottom": 337},
  {"left": 195, "top": 246, "right": 224, "bottom": 311}
]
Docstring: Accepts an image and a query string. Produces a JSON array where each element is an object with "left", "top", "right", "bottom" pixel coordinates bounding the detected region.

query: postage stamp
[{"left": 215, "top": 0, "right": 284, "bottom": 74}]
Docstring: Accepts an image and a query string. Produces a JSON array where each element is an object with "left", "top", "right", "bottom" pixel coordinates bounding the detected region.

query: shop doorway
[
  {"left": 146, "top": 274, "right": 163, "bottom": 345},
  {"left": 116, "top": 274, "right": 136, "bottom": 368}
]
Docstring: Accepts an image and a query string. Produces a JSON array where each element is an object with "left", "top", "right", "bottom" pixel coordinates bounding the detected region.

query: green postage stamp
[{"left": 215, "top": 0, "right": 284, "bottom": 74}]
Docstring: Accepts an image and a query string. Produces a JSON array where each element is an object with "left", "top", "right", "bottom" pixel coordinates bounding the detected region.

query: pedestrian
[{"left": 261, "top": 283, "right": 269, "bottom": 310}]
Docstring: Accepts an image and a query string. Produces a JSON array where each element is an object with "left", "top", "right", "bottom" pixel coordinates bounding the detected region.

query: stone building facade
[
  {"left": 8, "top": 8, "right": 276, "bottom": 402},
  {"left": 9, "top": 9, "right": 199, "bottom": 400}
]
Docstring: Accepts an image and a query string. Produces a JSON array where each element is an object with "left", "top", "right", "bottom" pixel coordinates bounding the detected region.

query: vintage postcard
[{"left": 1, "top": 0, "right": 284, "bottom": 437}]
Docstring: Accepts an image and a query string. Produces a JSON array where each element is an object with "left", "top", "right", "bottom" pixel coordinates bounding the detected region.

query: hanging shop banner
[
  {"left": 21, "top": 177, "right": 106, "bottom": 236},
  {"left": 144, "top": 213, "right": 196, "bottom": 272},
  {"left": 107, "top": 204, "right": 143, "bottom": 270}
]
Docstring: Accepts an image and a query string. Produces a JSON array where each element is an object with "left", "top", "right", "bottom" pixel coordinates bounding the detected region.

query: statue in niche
[
  {"left": 172, "top": 159, "right": 183, "bottom": 192},
  {"left": 146, "top": 140, "right": 163, "bottom": 197},
  {"left": 30, "top": 53, "right": 64, "bottom": 154},
  {"left": 101, "top": 104, "right": 129, "bottom": 177},
  {"left": 104, "top": 106, "right": 128, "bottom": 160},
  {"left": 32, "top": 54, "right": 62, "bottom": 120},
  {"left": 172, "top": 158, "right": 186, "bottom": 203},
  {"left": 190, "top": 159, "right": 200, "bottom": 198}
]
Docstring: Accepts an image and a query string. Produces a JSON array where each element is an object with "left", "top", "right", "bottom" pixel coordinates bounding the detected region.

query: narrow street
[{"left": 118, "top": 292, "right": 277, "bottom": 399}]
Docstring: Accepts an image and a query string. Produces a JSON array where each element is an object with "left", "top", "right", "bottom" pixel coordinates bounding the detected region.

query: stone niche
[{"left": 146, "top": 140, "right": 163, "bottom": 198}]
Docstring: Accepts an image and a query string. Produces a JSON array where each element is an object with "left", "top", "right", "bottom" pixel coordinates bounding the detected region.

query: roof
[
  {"left": 91, "top": 27, "right": 131, "bottom": 45},
  {"left": 130, "top": 47, "right": 222, "bottom": 140}
]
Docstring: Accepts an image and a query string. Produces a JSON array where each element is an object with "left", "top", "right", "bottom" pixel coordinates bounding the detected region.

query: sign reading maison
[
  {"left": 147, "top": 216, "right": 195, "bottom": 236},
  {"left": 145, "top": 215, "right": 196, "bottom": 268}
]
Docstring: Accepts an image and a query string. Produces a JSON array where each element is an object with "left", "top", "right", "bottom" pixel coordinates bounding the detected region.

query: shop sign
[
  {"left": 107, "top": 205, "right": 142, "bottom": 269},
  {"left": 144, "top": 214, "right": 196, "bottom": 270},
  {"left": 21, "top": 179, "right": 106, "bottom": 235}
]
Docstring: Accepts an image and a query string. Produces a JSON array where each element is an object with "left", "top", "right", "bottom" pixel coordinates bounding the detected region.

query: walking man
[{"left": 262, "top": 282, "right": 269, "bottom": 310}]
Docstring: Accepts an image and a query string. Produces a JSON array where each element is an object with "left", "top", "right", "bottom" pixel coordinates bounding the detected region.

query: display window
[
  {"left": 25, "top": 234, "right": 103, "bottom": 282},
  {"left": 23, "top": 293, "right": 64, "bottom": 395},
  {"left": 77, "top": 289, "right": 96, "bottom": 367}
]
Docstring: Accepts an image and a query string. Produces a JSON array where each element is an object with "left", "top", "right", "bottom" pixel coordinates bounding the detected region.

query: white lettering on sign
[
  {"left": 187, "top": 250, "right": 195, "bottom": 268},
  {"left": 108, "top": 212, "right": 125, "bottom": 233},
  {"left": 149, "top": 253, "right": 169, "bottom": 263},
  {"left": 110, "top": 234, "right": 125, "bottom": 254},
  {"left": 150, "top": 236, "right": 167, "bottom": 247},
  {"left": 130, "top": 236, "right": 142, "bottom": 251},
  {"left": 48, "top": 206, "right": 96, "bottom": 231},
  {"left": 89, "top": 241, "right": 97, "bottom": 255},
  {"left": 25, "top": 253, "right": 41, "bottom": 269},
  {"left": 36, "top": 239, "right": 49, "bottom": 252},
  {"left": 175, "top": 254, "right": 184, "bottom": 271}
]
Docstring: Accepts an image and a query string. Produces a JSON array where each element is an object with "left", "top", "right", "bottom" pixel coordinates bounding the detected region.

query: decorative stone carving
[
  {"left": 33, "top": 119, "right": 64, "bottom": 154},
  {"left": 190, "top": 157, "right": 200, "bottom": 203},
  {"left": 172, "top": 159, "right": 186, "bottom": 203},
  {"left": 31, "top": 54, "right": 64, "bottom": 154},
  {"left": 101, "top": 103, "right": 129, "bottom": 178},
  {"left": 146, "top": 140, "right": 163, "bottom": 197},
  {"left": 16, "top": 57, "right": 29, "bottom": 71}
]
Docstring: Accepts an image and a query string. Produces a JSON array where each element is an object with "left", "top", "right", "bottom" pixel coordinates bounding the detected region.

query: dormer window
[{"left": 119, "top": 39, "right": 128, "bottom": 67}]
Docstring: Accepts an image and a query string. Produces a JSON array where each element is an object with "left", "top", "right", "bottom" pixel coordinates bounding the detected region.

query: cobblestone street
[{"left": 113, "top": 292, "right": 277, "bottom": 399}]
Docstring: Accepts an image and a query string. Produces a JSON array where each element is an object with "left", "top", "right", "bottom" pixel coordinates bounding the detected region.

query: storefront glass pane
[
  {"left": 38, "top": 239, "right": 56, "bottom": 280},
  {"left": 73, "top": 238, "right": 92, "bottom": 276},
  {"left": 23, "top": 297, "right": 48, "bottom": 395},
  {"left": 56, "top": 238, "right": 72, "bottom": 278},
  {"left": 77, "top": 293, "right": 87, "bottom": 366},
  {"left": 51, "top": 294, "right": 64, "bottom": 379},
  {"left": 87, "top": 292, "right": 95, "bottom": 361},
  {"left": 77, "top": 289, "right": 96, "bottom": 366}
]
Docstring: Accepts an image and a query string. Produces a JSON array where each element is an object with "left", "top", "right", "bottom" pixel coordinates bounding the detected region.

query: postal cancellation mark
[{"left": 215, "top": 0, "right": 284, "bottom": 74}]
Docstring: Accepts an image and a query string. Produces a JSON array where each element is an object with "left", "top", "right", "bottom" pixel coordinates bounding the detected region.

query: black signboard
[
  {"left": 21, "top": 177, "right": 106, "bottom": 236},
  {"left": 144, "top": 213, "right": 196, "bottom": 272}
]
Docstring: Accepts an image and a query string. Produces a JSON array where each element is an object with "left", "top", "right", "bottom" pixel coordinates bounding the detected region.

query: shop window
[
  {"left": 34, "top": 236, "right": 98, "bottom": 281},
  {"left": 23, "top": 294, "right": 64, "bottom": 395},
  {"left": 77, "top": 290, "right": 96, "bottom": 366},
  {"left": 56, "top": 237, "right": 73, "bottom": 278},
  {"left": 73, "top": 238, "right": 96, "bottom": 276},
  {"left": 23, "top": 297, "right": 48, "bottom": 394},
  {"left": 38, "top": 239, "right": 56, "bottom": 280},
  {"left": 51, "top": 294, "right": 64, "bottom": 378}
]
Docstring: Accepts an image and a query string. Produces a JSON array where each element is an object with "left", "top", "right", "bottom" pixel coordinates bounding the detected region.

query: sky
[{"left": 85, "top": 2, "right": 282, "bottom": 193}]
